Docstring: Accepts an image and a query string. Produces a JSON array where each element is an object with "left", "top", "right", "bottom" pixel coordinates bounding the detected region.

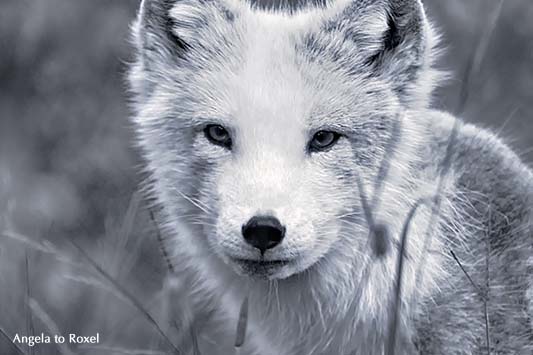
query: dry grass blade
[
  {"left": 67, "top": 239, "right": 182, "bottom": 355},
  {"left": 118, "top": 192, "right": 141, "bottom": 245},
  {"left": 412, "top": 117, "right": 460, "bottom": 302},
  {"left": 354, "top": 114, "right": 402, "bottom": 257},
  {"left": 78, "top": 345, "right": 167, "bottom": 354},
  {"left": 28, "top": 298, "right": 75, "bottom": 355},
  {"left": 455, "top": 0, "right": 504, "bottom": 115},
  {"left": 190, "top": 323, "right": 201, "bottom": 355},
  {"left": 111, "top": 191, "right": 142, "bottom": 276},
  {"left": 449, "top": 249, "right": 485, "bottom": 299},
  {"left": 1, "top": 230, "right": 84, "bottom": 270},
  {"left": 355, "top": 173, "right": 391, "bottom": 257},
  {"left": 484, "top": 206, "right": 492, "bottom": 355},
  {"left": 25, "top": 252, "right": 34, "bottom": 355},
  {"left": 386, "top": 197, "right": 432, "bottom": 355},
  {"left": 234, "top": 295, "right": 249, "bottom": 351},
  {"left": 61, "top": 273, "right": 131, "bottom": 304},
  {"left": 449, "top": 245, "right": 492, "bottom": 355},
  {"left": 370, "top": 114, "right": 403, "bottom": 210},
  {"left": 415, "top": 29, "right": 499, "bottom": 344},
  {"left": 2, "top": 230, "right": 58, "bottom": 255},
  {"left": 149, "top": 209, "right": 175, "bottom": 273},
  {"left": 150, "top": 207, "right": 200, "bottom": 354},
  {"left": 0, "top": 326, "right": 26, "bottom": 355},
  {"left": 355, "top": 174, "right": 375, "bottom": 229},
  {"left": 518, "top": 145, "right": 533, "bottom": 158}
]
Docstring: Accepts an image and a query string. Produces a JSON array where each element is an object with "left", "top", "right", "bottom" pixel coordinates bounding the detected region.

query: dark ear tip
[
  {"left": 365, "top": 0, "right": 425, "bottom": 67},
  {"left": 385, "top": 1, "right": 425, "bottom": 48},
  {"left": 139, "top": 0, "right": 190, "bottom": 55},
  {"left": 383, "top": 10, "right": 402, "bottom": 51},
  {"left": 164, "top": 17, "right": 191, "bottom": 51}
]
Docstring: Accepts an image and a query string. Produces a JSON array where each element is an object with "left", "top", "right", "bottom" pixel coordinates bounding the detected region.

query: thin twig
[{"left": 449, "top": 250, "right": 485, "bottom": 299}]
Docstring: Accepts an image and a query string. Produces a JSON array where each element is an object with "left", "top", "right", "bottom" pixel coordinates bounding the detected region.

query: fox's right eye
[{"left": 204, "top": 124, "right": 232, "bottom": 150}]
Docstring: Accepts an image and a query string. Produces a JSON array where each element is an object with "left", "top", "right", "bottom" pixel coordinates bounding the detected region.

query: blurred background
[{"left": 0, "top": 0, "right": 532, "bottom": 353}]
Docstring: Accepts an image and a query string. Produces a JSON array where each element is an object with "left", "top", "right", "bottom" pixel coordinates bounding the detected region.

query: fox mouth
[
  {"left": 234, "top": 258, "right": 291, "bottom": 267},
  {"left": 230, "top": 258, "right": 293, "bottom": 278}
]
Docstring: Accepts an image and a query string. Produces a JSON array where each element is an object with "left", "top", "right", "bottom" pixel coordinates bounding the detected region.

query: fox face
[{"left": 130, "top": 0, "right": 438, "bottom": 280}]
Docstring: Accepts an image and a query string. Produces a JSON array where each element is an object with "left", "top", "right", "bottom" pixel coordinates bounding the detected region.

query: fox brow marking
[{"left": 190, "top": 115, "right": 235, "bottom": 130}]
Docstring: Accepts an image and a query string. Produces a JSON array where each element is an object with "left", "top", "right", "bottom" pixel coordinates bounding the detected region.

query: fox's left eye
[
  {"left": 204, "top": 124, "right": 232, "bottom": 149},
  {"left": 309, "top": 131, "right": 341, "bottom": 152}
]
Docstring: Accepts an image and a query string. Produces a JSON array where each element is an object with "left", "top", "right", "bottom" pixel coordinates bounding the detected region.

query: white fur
[{"left": 129, "top": 0, "right": 532, "bottom": 354}]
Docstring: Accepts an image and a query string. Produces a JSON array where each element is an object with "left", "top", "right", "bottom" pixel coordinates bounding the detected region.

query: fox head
[{"left": 130, "top": 0, "right": 440, "bottom": 283}]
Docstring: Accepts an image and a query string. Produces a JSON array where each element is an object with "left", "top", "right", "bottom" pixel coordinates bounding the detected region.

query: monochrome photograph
[{"left": 0, "top": 0, "right": 532, "bottom": 354}]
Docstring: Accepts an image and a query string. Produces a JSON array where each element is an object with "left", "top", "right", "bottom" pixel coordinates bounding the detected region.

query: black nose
[{"left": 242, "top": 215, "right": 285, "bottom": 254}]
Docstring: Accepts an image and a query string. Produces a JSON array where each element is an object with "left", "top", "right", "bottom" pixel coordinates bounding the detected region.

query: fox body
[{"left": 129, "top": 0, "right": 533, "bottom": 353}]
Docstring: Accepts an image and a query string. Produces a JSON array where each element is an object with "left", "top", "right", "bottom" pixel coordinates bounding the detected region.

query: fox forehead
[
  {"left": 192, "top": 56, "right": 390, "bottom": 140},
  {"left": 174, "top": 8, "right": 315, "bottom": 128},
  {"left": 163, "top": 1, "right": 396, "bottom": 135},
  {"left": 226, "top": 43, "right": 311, "bottom": 136}
]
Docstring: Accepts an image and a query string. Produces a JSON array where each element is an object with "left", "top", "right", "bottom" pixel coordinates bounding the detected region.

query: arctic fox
[{"left": 129, "top": 0, "right": 533, "bottom": 353}]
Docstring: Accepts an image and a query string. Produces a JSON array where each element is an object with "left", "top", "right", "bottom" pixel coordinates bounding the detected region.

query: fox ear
[
  {"left": 368, "top": 0, "right": 434, "bottom": 86},
  {"left": 322, "top": 0, "right": 438, "bottom": 105},
  {"left": 133, "top": 0, "right": 188, "bottom": 62},
  {"left": 133, "top": 0, "right": 237, "bottom": 65}
]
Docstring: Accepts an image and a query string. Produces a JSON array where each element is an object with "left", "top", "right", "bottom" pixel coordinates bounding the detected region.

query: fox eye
[
  {"left": 309, "top": 130, "right": 341, "bottom": 152},
  {"left": 204, "top": 124, "right": 232, "bottom": 149}
]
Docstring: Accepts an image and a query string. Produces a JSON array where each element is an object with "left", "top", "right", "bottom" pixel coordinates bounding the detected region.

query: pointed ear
[
  {"left": 322, "top": 0, "right": 440, "bottom": 106},
  {"left": 133, "top": 0, "right": 188, "bottom": 62},
  {"left": 132, "top": 0, "right": 238, "bottom": 67}
]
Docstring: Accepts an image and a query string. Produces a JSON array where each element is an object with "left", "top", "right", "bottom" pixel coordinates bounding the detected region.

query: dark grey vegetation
[{"left": 0, "top": 0, "right": 532, "bottom": 354}]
